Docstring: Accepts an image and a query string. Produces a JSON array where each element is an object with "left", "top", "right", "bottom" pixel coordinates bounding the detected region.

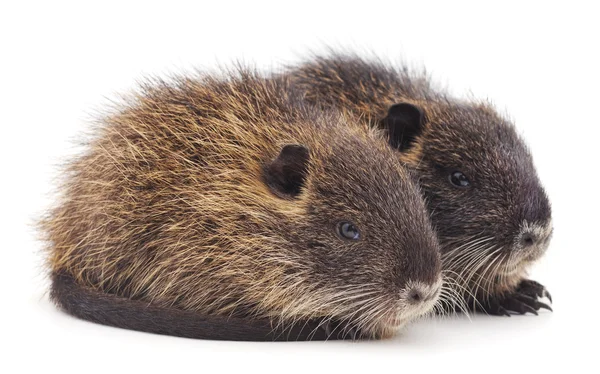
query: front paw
[
  {"left": 321, "top": 320, "right": 360, "bottom": 340},
  {"left": 516, "top": 279, "right": 552, "bottom": 303},
  {"left": 479, "top": 279, "right": 552, "bottom": 316}
]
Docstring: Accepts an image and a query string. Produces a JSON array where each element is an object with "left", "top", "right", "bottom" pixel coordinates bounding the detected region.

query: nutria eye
[
  {"left": 449, "top": 171, "right": 470, "bottom": 188},
  {"left": 338, "top": 222, "right": 360, "bottom": 240}
]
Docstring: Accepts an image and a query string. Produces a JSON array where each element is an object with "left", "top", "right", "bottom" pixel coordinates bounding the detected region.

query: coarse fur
[
  {"left": 284, "top": 52, "right": 553, "bottom": 316},
  {"left": 41, "top": 68, "right": 442, "bottom": 340}
]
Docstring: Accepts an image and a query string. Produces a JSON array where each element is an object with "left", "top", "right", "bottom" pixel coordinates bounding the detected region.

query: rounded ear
[
  {"left": 264, "top": 144, "right": 310, "bottom": 198},
  {"left": 379, "top": 103, "right": 425, "bottom": 151}
]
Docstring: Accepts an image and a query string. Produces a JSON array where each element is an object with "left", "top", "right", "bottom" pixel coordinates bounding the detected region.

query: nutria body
[
  {"left": 41, "top": 69, "right": 442, "bottom": 340},
  {"left": 285, "top": 53, "right": 553, "bottom": 315}
]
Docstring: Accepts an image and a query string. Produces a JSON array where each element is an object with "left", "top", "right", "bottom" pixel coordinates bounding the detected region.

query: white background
[{"left": 1, "top": 1, "right": 598, "bottom": 373}]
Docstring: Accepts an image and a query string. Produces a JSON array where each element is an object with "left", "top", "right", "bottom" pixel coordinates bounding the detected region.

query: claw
[
  {"left": 523, "top": 304, "right": 538, "bottom": 315},
  {"left": 513, "top": 294, "right": 552, "bottom": 313},
  {"left": 538, "top": 301, "right": 553, "bottom": 312},
  {"left": 502, "top": 297, "right": 534, "bottom": 315},
  {"left": 544, "top": 290, "right": 553, "bottom": 303}
]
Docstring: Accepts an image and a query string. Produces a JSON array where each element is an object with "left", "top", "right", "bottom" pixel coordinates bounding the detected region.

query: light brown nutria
[
  {"left": 284, "top": 52, "right": 553, "bottom": 316},
  {"left": 41, "top": 68, "right": 443, "bottom": 341}
]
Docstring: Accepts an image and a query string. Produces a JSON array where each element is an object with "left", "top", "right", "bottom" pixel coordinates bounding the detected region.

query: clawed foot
[
  {"left": 321, "top": 320, "right": 360, "bottom": 340},
  {"left": 516, "top": 279, "right": 552, "bottom": 302},
  {"left": 479, "top": 279, "right": 552, "bottom": 316}
]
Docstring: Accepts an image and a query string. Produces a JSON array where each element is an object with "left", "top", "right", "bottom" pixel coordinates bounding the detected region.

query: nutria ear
[
  {"left": 264, "top": 144, "right": 310, "bottom": 198},
  {"left": 380, "top": 103, "right": 425, "bottom": 151}
]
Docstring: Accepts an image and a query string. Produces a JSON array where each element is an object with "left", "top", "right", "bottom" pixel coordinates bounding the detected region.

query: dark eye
[
  {"left": 449, "top": 171, "right": 470, "bottom": 188},
  {"left": 338, "top": 221, "right": 361, "bottom": 240}
]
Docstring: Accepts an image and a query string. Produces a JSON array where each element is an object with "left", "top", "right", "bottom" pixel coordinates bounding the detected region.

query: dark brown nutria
[
  {"left": 41, "top": 68, "right": 443, "bottom": 341},
  {"left": 284, "top": 52, "right": 553, "bottom": 316}
]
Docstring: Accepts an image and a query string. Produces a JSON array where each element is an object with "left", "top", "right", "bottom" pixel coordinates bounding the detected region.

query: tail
[{"left": 50, "top": 272, "right": 337, "bottom": 341}]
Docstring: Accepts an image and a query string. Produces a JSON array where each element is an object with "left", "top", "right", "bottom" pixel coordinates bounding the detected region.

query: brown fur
[
  {"left": 40, "top": 68, "right": 442, "bottom": 340},
  {"left": 284, "top": 52, "right": 553, "bottom": 315}
]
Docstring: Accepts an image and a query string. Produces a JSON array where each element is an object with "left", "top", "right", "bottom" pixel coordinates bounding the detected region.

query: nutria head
[
  {"left": 380, "top": 101, "right": 552, "bottom": 303},
  {"left": 262, "top": 122, "right": 442, "bottom": 338}
]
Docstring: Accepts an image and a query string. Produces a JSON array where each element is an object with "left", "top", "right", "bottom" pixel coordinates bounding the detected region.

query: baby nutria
[
  {"left": 284, "top": 53, "right": 553, "bottom": 316},
  {"left": 41, "top": 68, "right": 443, "bottom": 341}
]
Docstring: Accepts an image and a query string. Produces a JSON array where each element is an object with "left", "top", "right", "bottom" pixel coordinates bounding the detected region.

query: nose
[
  {"left": 518, "top": 225, "right": 552, "bottom": 249},
  {"left": 520, "top": 232, "right": 536, "bottom": 247},
  {"left": 407, "top": 283, "right": 440, "bottom": 305}
]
